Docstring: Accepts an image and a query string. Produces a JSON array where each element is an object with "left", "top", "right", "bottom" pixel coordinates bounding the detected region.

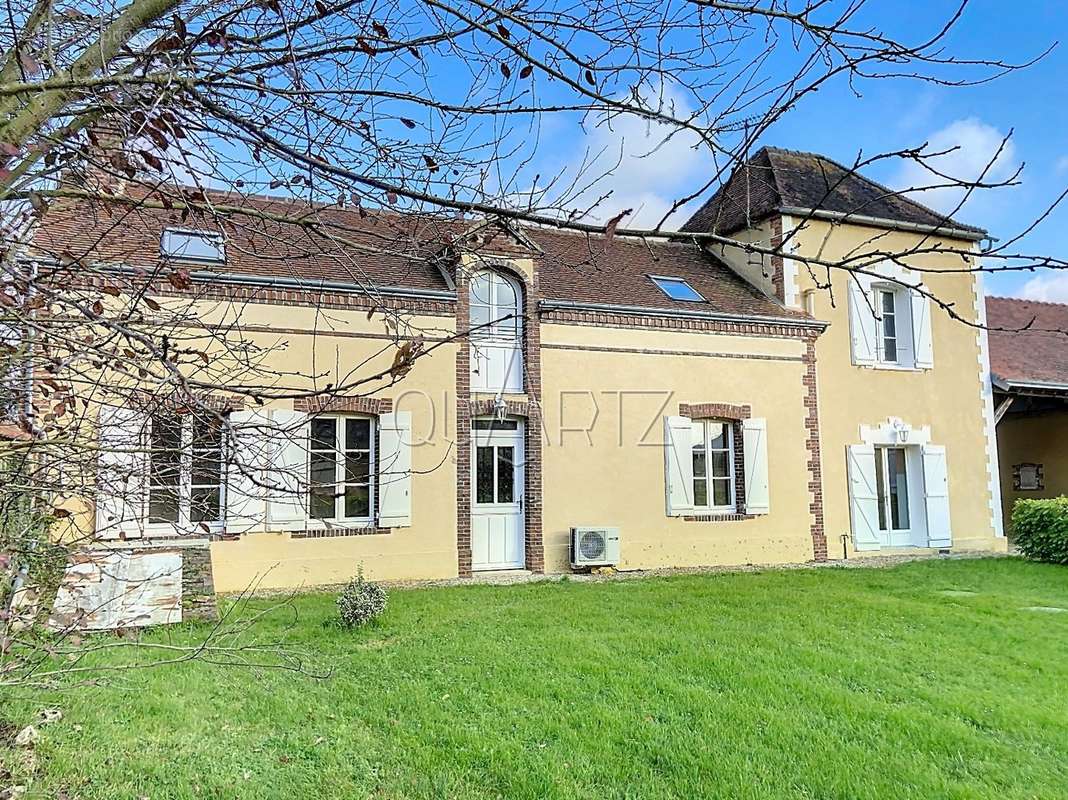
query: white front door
[{"left": 471, "top": 418, "right": 525, "bottom": 570}]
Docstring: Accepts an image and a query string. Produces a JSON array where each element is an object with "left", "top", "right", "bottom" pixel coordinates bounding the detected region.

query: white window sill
[{"left": 857, "top": 362, "right": 927, "bottom": 373}]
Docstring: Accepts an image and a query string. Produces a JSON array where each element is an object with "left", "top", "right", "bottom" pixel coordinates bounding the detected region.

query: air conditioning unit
[{"left": 570, "top": 527, "right": 620, "bottom": 568}]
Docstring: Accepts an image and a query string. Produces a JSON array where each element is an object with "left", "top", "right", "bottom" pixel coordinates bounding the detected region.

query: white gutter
[
  {"left": 100, "top": 262, "right": 457, "bottom": 301},
  {"left": 776, "top": 206, "right": 987, "bottom": 242}
]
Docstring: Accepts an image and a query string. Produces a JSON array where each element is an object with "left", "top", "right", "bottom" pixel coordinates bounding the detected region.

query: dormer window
[
  {"left": 469, "top": 270, "right": 523, "bottom": 393},
  {"left": 161, "top": 229, "right": 226, "bottom": 264},
  {"left": 651, "top": 276, "right": 704, "bottom": 302}
]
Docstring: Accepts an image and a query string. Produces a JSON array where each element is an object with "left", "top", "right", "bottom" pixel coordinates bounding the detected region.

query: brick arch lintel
[{"left": 679, "top": 402, "right": 751, "bottom": 421}]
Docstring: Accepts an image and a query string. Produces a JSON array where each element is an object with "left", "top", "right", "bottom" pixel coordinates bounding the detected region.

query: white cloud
[
  {"left": 541, "top": 84, "right": 713, "bottom": 229},
  {"left": 1056, "top": 156, "right": 1068, "bottom": 174},
  {"left": 892, "top": 118, "right": 1017, "bottom": 214},
  {"left": 1018, "top": 272, "right": 1068, "bottom": 304}
]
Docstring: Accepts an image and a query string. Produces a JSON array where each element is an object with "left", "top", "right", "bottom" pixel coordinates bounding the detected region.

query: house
[
  {"left": 987, "top": 296, "right": 1068, "bottom": 533},
  {"left": 29, "top": 146, "right": 1007, "bottom": 596}
]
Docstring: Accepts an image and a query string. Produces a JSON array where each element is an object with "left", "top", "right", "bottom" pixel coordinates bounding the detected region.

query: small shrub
[
  {"left": 336, "top": 568, "right": 388, "bottom": 628},
  {"left": 1012, "top": 497, "right": 1068, "bottom": 564}
]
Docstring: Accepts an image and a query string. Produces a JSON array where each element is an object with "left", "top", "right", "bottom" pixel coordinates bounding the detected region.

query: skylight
[
  {"left": 161, "top": 229, "right": 226, "bottom": 264},
  {"left": 650, "top": 276, "right": 705, "bottom": 302}
]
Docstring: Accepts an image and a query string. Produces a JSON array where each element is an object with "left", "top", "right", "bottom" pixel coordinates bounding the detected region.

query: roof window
[
  {"left": 650, "top": 275, "right": 705, "bottom": 302},
  {"left": 161, "top": 229, "right": 226, "bottom": 264}
]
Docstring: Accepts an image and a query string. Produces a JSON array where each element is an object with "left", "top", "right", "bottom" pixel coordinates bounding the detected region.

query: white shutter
[
  {"left": 742, "top": 417, "right": 769, "bottom": 514},
  {"left": 847, "top": 277, "right": 876, "bottom": 366},
  {"left": 922, "top": 444, "right": 952, "bottom": 548},
  {"left": 378, "top": 411, "right": 412, "bottom": 527},
  {"left": 95, "top": 405, "right": 149, "bottom": 540},
  {"left": 663, "top": 416, "right": 694, "bottom": 516},
  {"left": 225, "top": 410, "right": 270, "bottom": 534},
  {"left": 911, "top": 289, "right": 934, "bottom": 369},
  {"left": 265, "top": 409, "right": 308, "bottom": 527},
  {"left": 847, "top": 444, "right": 881, "bottom": 551}
]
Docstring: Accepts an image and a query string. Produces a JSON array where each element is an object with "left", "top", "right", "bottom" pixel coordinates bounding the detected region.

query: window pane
[
  {"left": 708, "top": 422, "right": 727, "bottom": 450},
  {"left": 883, "top": 337, "right": 898, "bottom": 362},
  {"left": 710, "top": 450, "right": 731, "bottom": 479},
  {"left": 712, "top": 479, "right": 731, "bottom": 507},
  {"left": 190, "top": 487, "right": 220, "bottom": 523},
  {"left": 476, "top": 446, "right": 494, "bottom": 503},
  {"left": 473, "top": 418, "right": 518, "bottom": 431},
  {"left": 344, "top": 485, "right": 370, "bottom": 518},
  {"left": 692, "top": 448, "right": 706, "bottom": 479},
  {"left": 882, "top": 313, "right": 896, "bottom": 339},
  {"left": 149, "top": 488, "right": 179, "bottom": 523},
  {"left": 191, "top": 454, "right": 221, "bottom": 486},
  {"left": 470, "top": 274, "right": 493, "bottom": 305},
  {"left": 875, "top": 448, "right": 888, "bottom": 531},
  {"left": 651, "top": 277, "right": 704, "bottom": 302},
  {"left": 693, "top": 478, "right": 707, "bottom": 508},
  {"left": 192, "top": 418, "right": 222, "bottom": 449},
  {"left": 310, "top": 449, "right": 336, "bottom": 519},
  {"left": 497, "top": 446, "right": 514, "bottom": 503},
  {"left": 345, "top": 418, "right": 370, "bottom": 451},
  {"left": 494, "top": 277, "right": 518, "bottom": 310},
  {"left": 311, "top": 418, "right": 336, "bottom": 450},
  {"left": 310, "top": 451, "right": 335, "bottom": 485},
  {"left": 887, "top": 448, "right": 910, "bottom": 530},
  {"left": 161, "top": 230, "right": 224, "bottom": 262},
  {"left": 151, "top": 453, "right": 181, "bottom": 485},
  {"left": 881, "top": 290, "right": 895, "bottom": 314},
  {"left": 310, "top": 488, "right": 335, "bottom": 520},
  {"left": 345, "top": 452, "right": 370, "bottom": 484},
  {"left": 470, "top": 302, "right": 491, "bottom": 332},
  {"left": 152, "top": 416, "right": 182, "bottom": 449}
]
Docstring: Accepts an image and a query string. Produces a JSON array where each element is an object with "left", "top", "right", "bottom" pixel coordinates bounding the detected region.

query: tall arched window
[{"left": 469, "top": 270, "right": 523, "bottom": 392}]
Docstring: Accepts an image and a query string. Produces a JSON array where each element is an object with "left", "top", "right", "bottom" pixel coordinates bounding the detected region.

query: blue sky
[{"left": 538, "top": 0, "right": 1068, "bottom": 301}]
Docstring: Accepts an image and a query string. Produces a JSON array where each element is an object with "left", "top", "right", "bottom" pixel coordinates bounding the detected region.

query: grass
[{"left": 7, "top": 557, "right": 1068, "bottom": 799}]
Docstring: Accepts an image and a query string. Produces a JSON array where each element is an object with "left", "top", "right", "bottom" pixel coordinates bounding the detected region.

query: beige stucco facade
[
  {"left": 68, "top": 215, "right": 1007, "bottom": 595},
  {"left": 719, "top": 217, "right": 1005, "bottom": 558}
]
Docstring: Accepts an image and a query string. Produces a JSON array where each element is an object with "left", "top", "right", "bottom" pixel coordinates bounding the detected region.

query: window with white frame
[
  {"left": 848, "top": 274, "right": 932, "bottom": 370},
  {"left": 161, "top": 228, "right": 226, "bottom": 263},
  {"left": 308, "top": 416, "right": 374, "bottom": 521},
  {"left": 691, "top": 420, "right": 735, "bottom": 511},
  {"left": 469, "top": 270, "right": 523, "bottom": 392},
  {"left": 875, "top": 287, "right": 902, "bottom": 364},
  {"left": 148, "top": 414, "right": 223, "bottom": 526}
]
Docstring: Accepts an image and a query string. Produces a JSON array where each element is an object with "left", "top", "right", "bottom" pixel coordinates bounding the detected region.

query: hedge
[{"left": 1012, "top": 497, "right": 1068, "bottom": 564}]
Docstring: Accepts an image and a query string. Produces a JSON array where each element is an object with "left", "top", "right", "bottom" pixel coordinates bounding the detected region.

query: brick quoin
[{"left": 803, "top": 337, "right": 828, "bottom": 561}]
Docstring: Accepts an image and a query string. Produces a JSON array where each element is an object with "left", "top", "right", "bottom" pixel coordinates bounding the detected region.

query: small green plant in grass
[
  {"left": 1012, "top": 497, "right": 1068, "bottom": 564},
  {"left": 336, "top": 566, "right": 388, "bottom": 628}
]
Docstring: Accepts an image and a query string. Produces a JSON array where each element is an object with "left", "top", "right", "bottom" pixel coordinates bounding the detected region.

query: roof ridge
[
  {"left": 762, "top": 146, "right": 984, "bottom": 234},
  {"left": 987, "top": 295, "right": 1068, "bottom": 309}
]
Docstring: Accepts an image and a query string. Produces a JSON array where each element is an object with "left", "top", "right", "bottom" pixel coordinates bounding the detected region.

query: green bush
[
  {"left": 1012, "top": 497, "right": 1068, "bottom": 564},
  {"left": 336, "top": 567, "right": 388, "bottom": 628}
]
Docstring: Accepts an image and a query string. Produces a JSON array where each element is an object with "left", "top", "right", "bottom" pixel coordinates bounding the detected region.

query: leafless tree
[{"left": 0, "top": 0, "right": 1063, "bottom": 690}]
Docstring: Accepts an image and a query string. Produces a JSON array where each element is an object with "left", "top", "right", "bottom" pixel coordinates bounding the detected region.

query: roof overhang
[
  {"left": 992, "top": 375, "right": 1068, "bottom": 399},
  {"left": 776, "top": 207, "right": 988, "bottom": 242}
]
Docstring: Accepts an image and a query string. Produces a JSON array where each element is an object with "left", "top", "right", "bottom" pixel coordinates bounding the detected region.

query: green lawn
[{"left": 7, "top": 557, "right": 1068, "bottom": 799}]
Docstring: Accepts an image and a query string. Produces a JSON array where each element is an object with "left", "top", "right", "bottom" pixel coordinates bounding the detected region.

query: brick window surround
[
  {"left": 680, "top": 404, "right": 752, "bottom": 520},
  {"left": 291, "top": 394, "right": 395, "bottom": 538},
  {"left": 455, "top": 249, "right": 544, "bottom": 577}
]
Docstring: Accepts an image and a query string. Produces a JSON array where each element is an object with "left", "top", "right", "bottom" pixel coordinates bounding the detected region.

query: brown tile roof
[
  {"left": 31, "top": 190, "right": 808, "bottom": 322},
  {"left": 31, "top": 191, "right": 453, "bottom": 292},
  {"left": 682, "top": 146, "right": 985, "bottom": 238},
  {"left": 986, "top": 296, "right": 1068, "bottom": 387},
  {"left": 527, "top": 226, "right": 804, "bottom": 318}
]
